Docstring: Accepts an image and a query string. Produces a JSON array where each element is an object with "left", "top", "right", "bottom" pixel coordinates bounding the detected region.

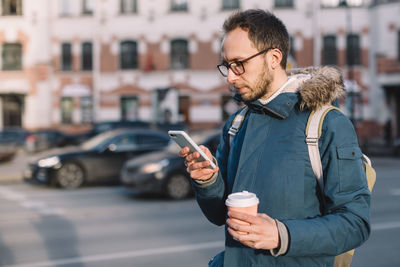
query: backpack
[{"left": 228, "top": 105, "right": 376, "bottom": 267}]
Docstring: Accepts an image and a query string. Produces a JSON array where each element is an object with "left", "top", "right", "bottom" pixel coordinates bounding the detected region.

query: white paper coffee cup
[
  {"left": 226, "top": 191, "right": 259, "bottom": 234},
  {"left": 225, "top": 191, "right": 259, "bottom": 208}
]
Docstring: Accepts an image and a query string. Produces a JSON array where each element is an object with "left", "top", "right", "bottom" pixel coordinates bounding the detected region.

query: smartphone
[{"left": 168, "top": 130, "right": 216, "bottom": 169}]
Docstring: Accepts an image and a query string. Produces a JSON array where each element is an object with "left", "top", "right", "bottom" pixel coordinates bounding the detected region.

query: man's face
[{"left": 222, "top": 28, "right": 273, "bottom": 102}]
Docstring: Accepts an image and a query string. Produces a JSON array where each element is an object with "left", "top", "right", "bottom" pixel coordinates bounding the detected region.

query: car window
[
  {"left": 81, "top": 131, "right": 117, "bottom": 150},
  {"left": 112, "top": 134, "right": 137, "bottom": 151},
  {"left": 93, "top": 123, "right": 113, "bottom": 134},
  {"left": 137, "top": 134, "right": 167, "bottom": 145}
]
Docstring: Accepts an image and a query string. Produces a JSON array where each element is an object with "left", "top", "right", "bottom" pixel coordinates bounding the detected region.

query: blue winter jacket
[{"left": 192, "top": 67, "right": 371, "bottom": 267}]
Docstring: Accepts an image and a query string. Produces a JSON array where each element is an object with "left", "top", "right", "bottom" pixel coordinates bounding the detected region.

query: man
[{"left": 180, "top": 9, "right": 370, "bottom": 266}]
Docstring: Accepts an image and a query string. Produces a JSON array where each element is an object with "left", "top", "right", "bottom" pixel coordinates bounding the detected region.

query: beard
[{"left": 235, "top": 63, "right": 273, "bottom": 102}]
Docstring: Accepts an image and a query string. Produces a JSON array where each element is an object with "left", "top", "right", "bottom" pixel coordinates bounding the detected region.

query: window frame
[
  {"left": 221, "top": 0, "right": 240, "bottom": 10},
  {"left": 80, "top": 96, "right": 93, "bottom": 124},
  {"left": 81, "top": 42, "right": 93, "bottom": 71},
  {"left": 82, "top": 0, "right": 94, "bottom": 15},
  {"left": 2, "top": 43, "right": 22, "bottom": 71},
  {"left": 170, "top": 39, "right": 189, "bottom": 70},
  {"left": 120, "top": 40, "right": 139, "bottom": 70},
  {"left": 346, "top": 33, "right": 361, "bottom": 66},
  {"left": 170, "top": 0, "right": 188, "bottom": 12},
  {"left": 321, "top": 0, "right": 364, "bottom": 8},
  {"left": 274, "top": 0, "right": 294, "bottom": 8},
  {"left": 398, "top": 30, "right": 400, "bottom": 62},
  {"left": 61, "top": 97, "right": 74, "bottom": 124},
  {"left": 323, "top": 35, "right": 338, "bottom": 65},
  {"left": 61, "top": 42, "right": 73, "bottom": 71},
  {"left": 1, "top": 0, "right": 22, "bottom": 16},
  {"left": 120, "top": 0, "right": 138, "bottom": 14}
]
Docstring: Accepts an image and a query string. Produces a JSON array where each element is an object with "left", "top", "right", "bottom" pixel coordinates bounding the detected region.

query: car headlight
[
  {"left": 141, "top": 159, "right": 169, "bottom": 174},
  {"left": 38, "top": 156, "right": 60, "bottom": 168}
]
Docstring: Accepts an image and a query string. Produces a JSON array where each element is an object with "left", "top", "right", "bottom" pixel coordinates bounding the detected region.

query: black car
[
  {"left": 0, "top": 127, "right": 30, "bottom": 146},
  {"left": 73, "top": 120, "right": 186, "bottom": 143},
  {"left": 25, "top": 129, "right": 83, "bottom": 153},
  {"left": 24, "top": 129, "right": 170, "bottom": 189},
  {"left": 0, "top": 127, "right": 31, "bottom": 161},
  {"left": 120, "top": 129, "right": 221, "bottom": 199}
]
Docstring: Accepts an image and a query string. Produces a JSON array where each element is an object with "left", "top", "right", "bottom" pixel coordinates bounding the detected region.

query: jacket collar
[{"left": 235, "top": 66, "right": 345, "bottom": 119}]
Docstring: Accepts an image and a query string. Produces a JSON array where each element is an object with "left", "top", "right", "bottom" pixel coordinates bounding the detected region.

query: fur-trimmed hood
[
  {"left": 234, "top": 66, "right": 345, "bottom": 112},
  {"left": 285, "top": 66, "right": 345, "bottom": 110}
]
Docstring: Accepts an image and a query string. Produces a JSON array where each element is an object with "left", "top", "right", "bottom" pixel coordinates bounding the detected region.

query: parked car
[
  {"left": 92, "top": 120, "right": 152, "bottom": 136},
  {"left": 0, "top": 141, "right": 17, "bottom": 162},
  {"left": 0, "top": 127, "right": 30, "bottom": 146},
  {"left": 75, "top": 120, "right": 187, "bottom": 143},
  {"left": 120, "top": 129, "right": 221, "bottom": 199},
  {"left": 0, "top": 127, "right": 30, "bottom": 161},
  {"left": 24, "top": 128, "right": 170, "bottom": 189},
  {"left": 25, "top": 129, "right": 83, "bottom": 153}
]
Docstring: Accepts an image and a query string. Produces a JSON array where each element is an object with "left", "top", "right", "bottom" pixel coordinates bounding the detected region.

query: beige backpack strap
[
  {"left": 305, "top": 105, "right": 341, "bottom": 192},
  {"left": 228, "top": 106, "right": 249, "bottom": 146}
]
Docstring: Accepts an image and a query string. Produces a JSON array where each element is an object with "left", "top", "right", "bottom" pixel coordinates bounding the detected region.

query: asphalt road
[{"left": 0, "top": 156, "right": 399, "bottom": 267}]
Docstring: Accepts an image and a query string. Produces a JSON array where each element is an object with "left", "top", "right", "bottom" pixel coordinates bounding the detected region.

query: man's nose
[{"left": 227, "top": 69, "right": 239, "bottom": 83}]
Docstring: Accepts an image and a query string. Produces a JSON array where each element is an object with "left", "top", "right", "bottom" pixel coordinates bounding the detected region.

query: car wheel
[
  {"left": 55, "top": 162, "right": 85, "bottom": 189},
  {"left": 165, "top": 174, "right": 192, "bottom": 200}
]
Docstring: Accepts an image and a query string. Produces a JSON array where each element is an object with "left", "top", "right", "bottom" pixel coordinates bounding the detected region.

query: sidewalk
[{"left": 0, "top": 148, "right": 29, "bottom": 184}]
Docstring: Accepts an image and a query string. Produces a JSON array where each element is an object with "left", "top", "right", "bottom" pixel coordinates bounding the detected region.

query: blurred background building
[{"left": 0, "top": 0, "right": 399, "bottom": 146}]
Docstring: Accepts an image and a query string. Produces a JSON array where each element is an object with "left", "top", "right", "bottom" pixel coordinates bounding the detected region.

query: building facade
[{"left": 0, "top": 0, "right": 399, "bottom": 143}]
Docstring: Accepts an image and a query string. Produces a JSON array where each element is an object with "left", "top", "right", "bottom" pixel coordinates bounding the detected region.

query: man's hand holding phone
[
  {"left": 168, "top": 130, "right": 219, "bottom": 182},
  {"left": 179, "top": 145, "right": 219, "bottom": 181}
]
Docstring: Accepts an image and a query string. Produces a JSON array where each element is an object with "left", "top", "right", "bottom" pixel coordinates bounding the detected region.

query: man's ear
[{"left": 269, "top": 49, "right": 283, "bottom": 70}]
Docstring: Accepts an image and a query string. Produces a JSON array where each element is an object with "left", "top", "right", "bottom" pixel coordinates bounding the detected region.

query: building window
[
  {"left": 2, "top": 43, "right": 22, "bottom": 70},
  {"left": 286, "top": 36, "right": 296, "bottom": 69},
  {"left": 398, "top": 30, "right": 400, "bottom": 62},
  {"left": 323, "top": 35, "right": 337, "bottom": 65},
  {"left": 274, "top": 0, "right": 294, "bottom": 8},
  {"left": 289, "top": 36, "right": 295, "bottom": 60},
  {"left": 322, "top": 0, "right": 363, "bottom": 8},
  {"left": 120, "top": 41, "right": 138, "bottom": 69},
  {"left": 61, "top": 97, "right": 73, "bottom": 124},
  {"left": 120, "top": 0, "right": 137, "bottom": 13},
  {"left": 81, "top": 97, "right": 93, "bottom": 124},
  {"left": 170, "top": 39, "right": 189, "bottom": 69},
  {"left": 170, "top": 0, "right": 188, "bottom": 12},
  {"left": 81, "top": 42, "right": 92, "bottom": 71},
  {"left": 1, "top": 0, "right": 22, "bottom": 15},
  {"left": 59, "top": 0, "right": 72, "bottom": 16},
  {"left": 121, "top": 96, "right": 139, "bottom": 120},
  {"left": 82, "top": 0, "right": 94, "bottom": 15},
  {"left": 61, "top": 43, "right": 72, "bottom": 71},
  {"left": 222, "top": 0, "right": 240, "bottom": 10},
  {"left": 346, "top": 34, "right": 360, "bottom": 66}
]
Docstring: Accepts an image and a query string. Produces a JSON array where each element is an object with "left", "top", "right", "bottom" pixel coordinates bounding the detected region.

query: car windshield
[
  {"left": 81, "top": 131, "right": 116, "bottom": 150},
  {"left": 166, "top": 131, "right": 213, "bottom": 153}
]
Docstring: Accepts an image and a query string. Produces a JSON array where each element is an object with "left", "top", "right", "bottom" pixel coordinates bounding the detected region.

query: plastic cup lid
[{"left": 225, "top": 191, "right": 259, "bottom": 207}]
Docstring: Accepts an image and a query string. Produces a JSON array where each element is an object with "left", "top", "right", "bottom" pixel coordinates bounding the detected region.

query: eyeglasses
[{"left": 217, "top": 48, "right": 272, "bottom": 77}]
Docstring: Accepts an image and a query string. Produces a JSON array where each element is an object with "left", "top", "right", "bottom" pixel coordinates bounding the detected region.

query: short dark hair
[{"left": 223, "top": 9, "right": 290, "bottom": 69}]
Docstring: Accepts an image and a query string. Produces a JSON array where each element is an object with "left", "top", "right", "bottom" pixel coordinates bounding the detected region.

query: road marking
[
  {"left": 0, "top": 187, "right": 65, "bottom": 216},
  {"left": 372, "top": 221, "right": 400, "bottom": 231},
  {"left": 3, "top": 240, "right": 225, "bottom": 267}
]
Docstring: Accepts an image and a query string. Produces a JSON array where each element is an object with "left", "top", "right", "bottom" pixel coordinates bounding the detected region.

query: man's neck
[{"left": 260, "top": 70, "right": 289, "bottom": 101}]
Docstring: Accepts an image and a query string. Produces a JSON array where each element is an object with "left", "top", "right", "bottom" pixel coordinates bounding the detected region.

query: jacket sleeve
[
  {"left": 190, "top": 119, "right": 232, "bottom": 226},
  {"left": 282, "top": 110, "right": 371, "bottom": 257}
]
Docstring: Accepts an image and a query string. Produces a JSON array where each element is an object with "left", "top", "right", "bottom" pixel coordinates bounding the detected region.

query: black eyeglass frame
[{"left": 217, "top": 48, "right": 272, "bottom": 77}]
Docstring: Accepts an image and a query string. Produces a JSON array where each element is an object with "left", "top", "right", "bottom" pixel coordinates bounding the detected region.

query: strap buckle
[
  {"left": 306, "top": 137, "right": 319, "bottom": 145},
  {"left": 228, "top": 127, "right": 238, "bottom": 136}
]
